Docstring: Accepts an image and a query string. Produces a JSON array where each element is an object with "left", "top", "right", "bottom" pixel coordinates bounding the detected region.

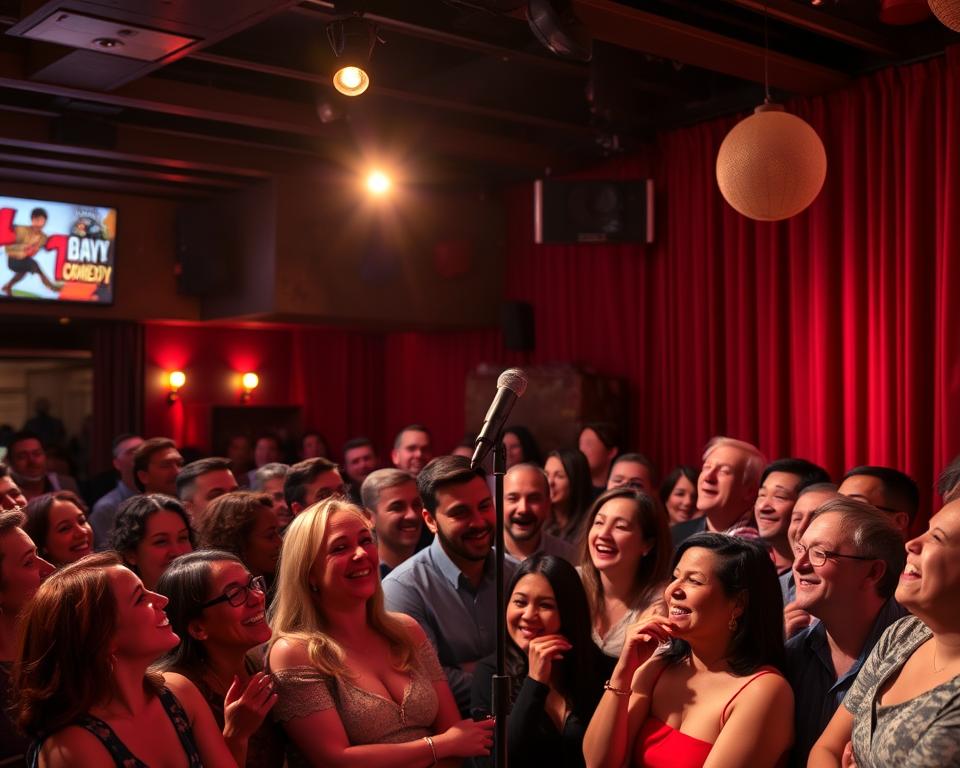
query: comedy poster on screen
[{"left": 0, "top": 195, "right": 117, "bottom": 305}]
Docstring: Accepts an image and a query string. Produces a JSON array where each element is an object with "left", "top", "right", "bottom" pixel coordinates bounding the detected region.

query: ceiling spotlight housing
[
  {"left": 327, "top": 16, "right": 377, "bottom": 96},
  {"left": 526, "top": 0, "right": 593, "bottom": 62}
]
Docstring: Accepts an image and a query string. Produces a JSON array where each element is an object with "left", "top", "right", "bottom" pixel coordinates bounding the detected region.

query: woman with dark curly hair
[
  {"left": 23, "top": 490, "right": 93, "bottom": 567},
  {"left": 197, "top": 491, "right": 282, "bottom": 584},
  {"left": 13, "top": 552, "right": 238, "bottom": 766},
  {"left": 110, "top": 494, "right": 194, "bottom": 590}
]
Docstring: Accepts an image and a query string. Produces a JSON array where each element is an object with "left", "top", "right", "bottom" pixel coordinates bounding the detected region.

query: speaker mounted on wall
[{"left": 534, "top": 178, "right": 654, "bottom": 245}]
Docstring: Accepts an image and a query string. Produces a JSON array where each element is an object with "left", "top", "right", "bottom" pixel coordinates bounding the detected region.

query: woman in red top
[{"left": 583, "top": 533, "right": 793, "bottom": 768}]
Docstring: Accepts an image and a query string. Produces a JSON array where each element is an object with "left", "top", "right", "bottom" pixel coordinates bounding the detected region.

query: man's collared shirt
[
  {"left": 89, "top": 480, "right": 138, "bottom": 550},
  {"left": 784, "top": 596, "right": 909, "bottom": 766},
  {"left": 382, "top": 537, "right": 516, "bottom": 714},
  {"left": 505, "top": 530, "right": 579, "bottom": 567}
]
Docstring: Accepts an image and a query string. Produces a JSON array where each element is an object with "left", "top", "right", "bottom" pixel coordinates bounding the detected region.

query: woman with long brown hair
[{"left": 13, "top": 552, "right": 238, "bottom": 767}]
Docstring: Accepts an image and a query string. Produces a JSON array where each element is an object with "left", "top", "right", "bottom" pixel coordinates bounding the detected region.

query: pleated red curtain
[{"left": 385, "top": 47, "right": 960, "bottom": 530}]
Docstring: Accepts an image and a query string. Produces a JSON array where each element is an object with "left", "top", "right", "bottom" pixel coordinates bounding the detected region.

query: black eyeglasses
[
  {"left": 200, "top": 575, "right": 267, "bottom": 609},
  {"left": 793, "top": 542, "right": 875, "bottom": 568}
]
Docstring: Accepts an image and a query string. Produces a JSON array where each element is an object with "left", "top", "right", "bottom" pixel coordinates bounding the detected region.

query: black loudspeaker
[
  {"left": 534, "top": 178, "right": 654, "bottom": 244},
  {"left": 501, "top": 301, "right": 535, "bottom": 351}
]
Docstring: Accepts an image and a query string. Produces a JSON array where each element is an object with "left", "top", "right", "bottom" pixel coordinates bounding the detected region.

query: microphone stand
[{"left": 491, "top": 439, "right": 509, "bottom": 768}]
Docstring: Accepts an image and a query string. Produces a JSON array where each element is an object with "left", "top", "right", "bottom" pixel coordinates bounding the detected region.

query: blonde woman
[{"left": 266, "top": 498, "right": 494, "bottom": 767}]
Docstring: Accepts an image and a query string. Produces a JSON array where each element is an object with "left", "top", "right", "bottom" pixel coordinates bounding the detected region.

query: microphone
[{"left": 470, "top": 368, "right": 528, "bottom": 470}]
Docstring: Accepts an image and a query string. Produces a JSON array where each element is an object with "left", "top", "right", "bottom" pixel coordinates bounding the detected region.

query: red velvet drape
[{"left": 382, "top": 47, "right": 960, "bottom": 529}]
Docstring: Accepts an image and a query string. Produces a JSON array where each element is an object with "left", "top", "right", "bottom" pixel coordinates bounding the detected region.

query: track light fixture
[{"left": 327, "top": 15, "right": 378, "bottom": 97}]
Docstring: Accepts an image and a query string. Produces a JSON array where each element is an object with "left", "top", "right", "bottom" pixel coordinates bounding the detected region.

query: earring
[
  {"left": 728, "top": 616, "right": 738, "bottom": 632},
  {"left": 108, "top": 653, "right": 118, "bottom": 674}
]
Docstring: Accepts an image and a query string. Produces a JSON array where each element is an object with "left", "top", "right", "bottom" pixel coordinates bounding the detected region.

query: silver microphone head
[{"left": 497, "top": 368, "right": 528, "bottom": 397}]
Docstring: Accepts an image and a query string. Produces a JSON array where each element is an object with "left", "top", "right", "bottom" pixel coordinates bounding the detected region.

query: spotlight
[
  {"left": 167, "top": 370, "right": 186, "bottom": 405},
  {"left": 327, "top": 16, "right": 377, "bottom": 97},
  {"left": 240, "top": 372, "right": 259, "bottom": 403},
  {"left": 366, "top": 170, "right": 391, "bottom": 196}
]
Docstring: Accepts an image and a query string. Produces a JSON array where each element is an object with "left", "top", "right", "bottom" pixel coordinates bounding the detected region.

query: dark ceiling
[{"left": 0, "top": 0, "right": 954, "bottom": 195}]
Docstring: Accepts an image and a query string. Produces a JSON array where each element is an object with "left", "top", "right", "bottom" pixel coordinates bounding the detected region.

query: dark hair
[
  {"left": 8, "top": 431, "right": 43, "bottom": 454},
  {"left": 417, "top": 455, "right": 485, "bottom": 516},
  {"left": 342, "top": 437, "right": 374, "bottom": 455},
  {"left": 13, "top": 552, "right": 161, "bottom": 737},
  {"left": 937, "top": 454, "right": 960, "bottom": 503},
  {"left": 197, "top": 491, "right": 272, "bottom": 563},
  {"left": 110, "top": 494, "right": 195, "bottom": 564},
  {"left": 393, "top": 424, "right": 432, "bottom": 450},
  {"left": 842, "top": 465, "right": 920, "bottom": 524},
  {"left": 580, "top": 488, "right": 672, "bottom": 613},
  {"left": 0, "top": 463, "right": 8, "bottom": 480},
  {"left": 133, "top": 438, "right": 177, "bottom": 492},
  {"left": 760, "top": 458, "right": 831, "bottom": 492},
  {"left": 503, "top": 555, "right": 604, "bottom": 717},
  {"left": 0, "top": 509, "right": 27, "bottom": 585},
  {"left": 176, "top": 457, "right": 232, "bottom": 501},
  {"left": 545, "top": 449, "right": 593, "bottom": 538},
  {"left": 29, "top": 207, "right": 47, "bottom": 220},
  {"left": 502, "top": 426, "right": 543, "bottom": 466},
  {"left": 580, "top": 422, "right": 621, "bottom": 451},
  {"left": 799, "top": 482, "right": 839, "bottom": 497},
  {"left": 659, "top": 465, "right": 698, "bottom": 507},
  {"left": 110, "top": 433, "right": 141, "bottom": 457},
  {"left": 155, "top": 549, "right": 245, "bottom": 675},
  {"left": 611, "top": 452, "right": 658, "bottom": 485},
  {"left": 284, "top": 457, "right": 340, "bottom": 507},
  {"left": 661, "top": 533, "right": 785, "bottom": 675},
  {"left": 23, "top": 491, "right": 88, "bottom": 559}
]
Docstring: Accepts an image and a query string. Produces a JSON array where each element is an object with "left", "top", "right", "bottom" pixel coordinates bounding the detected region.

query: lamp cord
[{"left": 763, "top": 2, "right": 771, "bottom": 104}]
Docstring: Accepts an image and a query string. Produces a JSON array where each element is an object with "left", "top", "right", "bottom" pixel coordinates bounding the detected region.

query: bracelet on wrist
[
  {"left": 423, "top": 735, "right": 438, "bottom": 765},
  {"left": 604, "top": 679, "right": 632, "bottom": 696}
]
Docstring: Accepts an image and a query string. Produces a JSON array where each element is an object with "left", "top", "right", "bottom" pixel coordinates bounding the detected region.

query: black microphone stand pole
[{"left": 491, "top": 438, "right": 509, "bottom": 768}]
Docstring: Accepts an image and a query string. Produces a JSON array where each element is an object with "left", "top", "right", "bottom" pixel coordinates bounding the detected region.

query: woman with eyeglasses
[{"left": 156, "top": 549, "right": 282, "bottom": 768}]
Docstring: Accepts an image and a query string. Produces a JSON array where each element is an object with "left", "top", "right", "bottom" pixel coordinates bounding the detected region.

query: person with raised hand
[
  {"left": 156, "top": 550, "right": 282, "bottom": 768},
  {"left": 583, "top": 533, "right": 793, "bottom": 768}
]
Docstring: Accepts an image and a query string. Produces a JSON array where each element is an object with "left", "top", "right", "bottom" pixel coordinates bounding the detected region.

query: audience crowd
[{"left": 0, "top": 416, "right": 958, "bottom": 768}]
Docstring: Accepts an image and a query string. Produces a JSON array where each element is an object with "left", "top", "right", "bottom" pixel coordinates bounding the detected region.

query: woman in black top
[{"left": 471, "top": 554, "right": 611, "bottom": 768}]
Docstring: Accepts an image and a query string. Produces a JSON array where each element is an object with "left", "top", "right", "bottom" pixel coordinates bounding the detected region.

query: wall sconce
[
  {"left": 166, "top": 370, "right": 186, "bottom": 405},
  {"left": 240, "top": 372, "right": 259, "bottom": 403}
]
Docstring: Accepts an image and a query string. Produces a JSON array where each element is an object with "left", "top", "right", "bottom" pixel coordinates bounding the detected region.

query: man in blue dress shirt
[{"left": 383, "top": 455, "right": 516, "bottom": 715}]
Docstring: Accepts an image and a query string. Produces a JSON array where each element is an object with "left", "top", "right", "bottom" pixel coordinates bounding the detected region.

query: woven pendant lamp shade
[
  {"left": 929, "top": 0, "right": 960, "bottom": 30},
  {"left": 716, "top": 104, "right": 827, "bottom": 222}
]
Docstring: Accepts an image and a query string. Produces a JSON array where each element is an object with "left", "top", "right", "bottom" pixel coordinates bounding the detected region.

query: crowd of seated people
[{"left": 0, "top": 419, "right": 957, "bottom": 768}]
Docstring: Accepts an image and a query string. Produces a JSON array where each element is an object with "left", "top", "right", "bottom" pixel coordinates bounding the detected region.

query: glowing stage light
[{"left": 366, "top": 170, "right": 391, "bottom": 196}]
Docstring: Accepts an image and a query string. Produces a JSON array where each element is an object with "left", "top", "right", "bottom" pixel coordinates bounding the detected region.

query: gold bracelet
[
  {"left": 423, "top": 735, "right": 438, "bottom": 765},
  {"left": 604, "top": 679, "right": 631, "bottom": 696}
]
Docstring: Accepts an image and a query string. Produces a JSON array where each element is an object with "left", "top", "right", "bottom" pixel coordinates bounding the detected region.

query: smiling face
[
  {"left": 755, "top": 471, "right": 801, "bottom": 542},
  {"left": 504, "top": 466, "right": 550, "bottom": 545},
  {"left": 426, "top": 475, "right": 495, "bottom": 566},
  {"left": 898, "top": 500, "right": 960, "bottom": 622},
  {"left": 242, "top": 504, "right": 282, "bottom": 577},
  {"left": 344, "top": 445, "right": 377, "bottom": 485},
  {"left": 666, "top": 474, "right": 697, "bottom": 524},
  {"left": 371, "top": 480, "right": 423, "bottom": 553},
  {"left": 0, "top": 527, "right": 54, "bottom": 616},
  {"left": 588, "top": 496, "right": 650, "bottom": 577},
  {"left": 792, "top": 511, "right": 875, "bottom": 617},
  {"left": 665, "top": 547, "right": 742, "bottom": 642},
  {"left": 127, "top": 509, "right": 193, "bottom": 590},
  {"left": 697, "top": 444, "right": 753, "bottom": 525},
  {"left": 544, "top": 457, "right": 570, "bottom": 508},
  {"left": 507, "top": 573, "right": 561, "bottom": 652},
  {"left": 192, "top": 560, "right": 271, "bottom": 650},
  {"left": 312, "top": 510, "right": 379, "bottom": 608},
  {"left": 108, "top": 565, "right": 179, "bottom": 661},
  {"left": 0, "top": 475, "right": 27, "bottom": 511},
  {"left": 391, "top": 430, "right": 433, "bottom": 476},
  {"left": 45, "top": 500, "right": 93, "bottom": 566}
]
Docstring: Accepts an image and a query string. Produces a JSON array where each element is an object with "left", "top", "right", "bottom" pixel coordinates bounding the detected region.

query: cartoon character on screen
[{"left": 1, "top": 207, "right": 61, "bottom": 297}]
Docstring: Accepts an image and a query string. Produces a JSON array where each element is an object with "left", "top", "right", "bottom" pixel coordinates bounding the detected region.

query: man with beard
[
  {"left": 361, "top": 468, "right": 423, "bottom": 578},
  {"left": 503, "top": 463, "right": 577, "bottom": 565},
  {"left": 383, "top": 455, "right": 517, "bottom": 715},
  {"left": 6, "top": 431, "right": 78, "bottom": 502}
]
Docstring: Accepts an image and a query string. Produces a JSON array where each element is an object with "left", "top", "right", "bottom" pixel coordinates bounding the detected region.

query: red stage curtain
[
  {"left": 92, "top": 321, "right": 144, "bottom": 474},
  {"left": 382, "top": 47, "right": 960, "bottom": 529}
]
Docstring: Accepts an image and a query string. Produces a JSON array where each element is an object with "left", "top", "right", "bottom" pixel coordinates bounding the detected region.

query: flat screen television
[{"left": 0, "top": 195, "right": 116, "bottom": 304}]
